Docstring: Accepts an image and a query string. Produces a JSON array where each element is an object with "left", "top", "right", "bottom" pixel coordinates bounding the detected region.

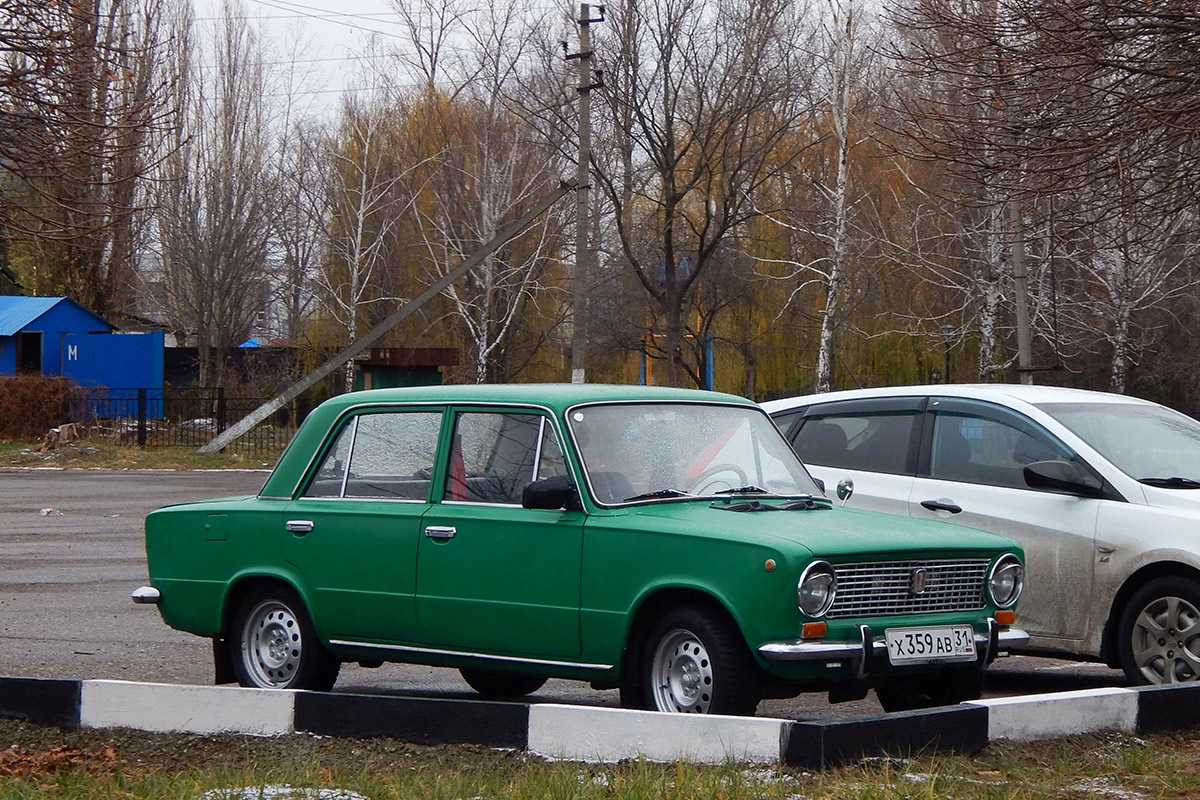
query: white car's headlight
[
  {"left": 798, "top": 561, "right": 837, "bottom": 617},
  {"left": 989, "top": 554, "right": 1024, "bottom": 609}
]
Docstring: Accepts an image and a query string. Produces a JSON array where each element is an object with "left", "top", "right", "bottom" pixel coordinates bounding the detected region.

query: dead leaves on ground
[{"left": 0, "top": 743, "right": 121, "bottom": 778}]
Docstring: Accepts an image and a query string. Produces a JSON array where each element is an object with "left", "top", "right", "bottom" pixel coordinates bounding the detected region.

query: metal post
[{"left": 137, "top": 388, "right": 147, "bottom": 448}]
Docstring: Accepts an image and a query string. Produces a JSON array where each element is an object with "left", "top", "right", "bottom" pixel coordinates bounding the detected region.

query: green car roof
[{"left": 261, "top": 383, "right": 755, "bottom": 498}]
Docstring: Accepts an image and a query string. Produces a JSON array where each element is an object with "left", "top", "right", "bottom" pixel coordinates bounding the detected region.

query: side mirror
[
  {"left": 522, "top": 475, "right": 583, "bottom": 511},
  {"left": 836, "top": 477, "right": 855, "bottom": 505},
  {"left": 1023, "top": 460, "right": 1106, "bottom": 499}
]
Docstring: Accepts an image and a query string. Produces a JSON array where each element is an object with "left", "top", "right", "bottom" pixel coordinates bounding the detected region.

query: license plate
[{"left": 885, "top": 625, "right": 976, "bottom": 665}]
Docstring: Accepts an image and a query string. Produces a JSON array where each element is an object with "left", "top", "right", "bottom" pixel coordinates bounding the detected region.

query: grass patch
[
  {"left": 3, "top": 722, "right": 1200, "bottom": 800},
  {"left": 0, "top": 438, "right": 280, "bottom": 471}
]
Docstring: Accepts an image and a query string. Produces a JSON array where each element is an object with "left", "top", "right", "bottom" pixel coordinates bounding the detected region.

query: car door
[
  {"left": 778, "top": 397, "right": 924, "bottom": 514},
  {"left": 282, "top": 408, "right": 441, "bottom": 643},
  {"left": 913, "top": 397, "right": 1101, "bottom": 644},
  {"left": 415, "top": 409, "right": 585, "bottom": 658}
]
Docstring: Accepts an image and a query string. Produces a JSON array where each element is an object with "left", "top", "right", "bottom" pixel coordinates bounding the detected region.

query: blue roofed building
[{"left": 0, "top": 297, "right": 163, "bottom": 400}]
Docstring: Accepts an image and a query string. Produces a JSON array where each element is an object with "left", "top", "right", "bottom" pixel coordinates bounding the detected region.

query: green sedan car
[{"left": 135, "top": 384, "right": 1027, "bottom": 715}]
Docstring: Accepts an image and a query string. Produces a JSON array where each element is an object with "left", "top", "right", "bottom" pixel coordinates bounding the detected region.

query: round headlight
[
  {"left": 798, "top": 561, "right": 837, "bottom": 617},
  {"left": 989, "top": 554, "right": 1024, "bottom": 609}
]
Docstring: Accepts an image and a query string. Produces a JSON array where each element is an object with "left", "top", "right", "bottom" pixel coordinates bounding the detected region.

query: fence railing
[{"left": 72, "top": 388, "right": 305, "bottom": 455}]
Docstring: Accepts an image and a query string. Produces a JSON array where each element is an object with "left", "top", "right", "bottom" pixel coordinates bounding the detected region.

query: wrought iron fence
[{"left": 71, "top": 388, "right": 305, "bottom": 455}]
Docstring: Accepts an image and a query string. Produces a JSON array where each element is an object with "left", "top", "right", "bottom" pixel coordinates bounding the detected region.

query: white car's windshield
[
  {"left": 568, "top": 402, "right": 820, "bottom": 504},
  {"left": 1038, "top": 401, "right": 1200, "bottom": 483}
]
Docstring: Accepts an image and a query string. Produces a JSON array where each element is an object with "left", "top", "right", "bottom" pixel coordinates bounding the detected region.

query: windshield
[
  {"left": 1038, "top": 401, "right": 1200, "bottom": 482},
  {"left": 568, "top": 402, "right": 820, "bottom": 504}
]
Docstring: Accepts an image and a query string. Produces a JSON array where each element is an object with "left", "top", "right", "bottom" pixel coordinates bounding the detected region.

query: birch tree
[{"left": 316, "top": 94, "right": 421, "bottom": 393}]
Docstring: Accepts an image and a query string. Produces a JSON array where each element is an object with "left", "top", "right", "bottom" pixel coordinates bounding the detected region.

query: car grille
[{"left": 827, "top": 558, "right": 989, "bottom": 619}]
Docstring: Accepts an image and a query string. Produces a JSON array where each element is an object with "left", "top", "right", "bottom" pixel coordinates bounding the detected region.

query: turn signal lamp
[
  {"left": 802, "top": 621, "right": 827, "bottom": 639},
  {"left": 995, "top": 610, "right": 1016, "bottom": 626}
]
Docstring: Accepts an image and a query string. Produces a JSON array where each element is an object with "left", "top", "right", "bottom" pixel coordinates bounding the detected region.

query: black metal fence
[{"left": 72, "top": 388, "right": 306, "bottom": 455}]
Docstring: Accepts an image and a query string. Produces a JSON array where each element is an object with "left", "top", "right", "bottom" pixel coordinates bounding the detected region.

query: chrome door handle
[
  {"left": 286, "top": 520, "right": 314, "bottom": 534},
  {"left": 424, "top": 525, "right": 456, "bottom": 541}
]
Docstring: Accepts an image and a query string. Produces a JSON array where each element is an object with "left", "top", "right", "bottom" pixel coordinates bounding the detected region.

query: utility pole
[
  {"left": 1009, "top": 201, "right": 1034, "bottom": 385},
  {"left": 567, "top": 3, "right": 603, "bottom": 384}
]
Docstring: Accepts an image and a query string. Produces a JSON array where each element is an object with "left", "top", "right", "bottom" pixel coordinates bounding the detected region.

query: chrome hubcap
[
  {"left": 1131, "top": 595, "right": 1200, "bottom": 684},
  {"left": 650, "top": 628, "right": 714, "bottom": 713}
]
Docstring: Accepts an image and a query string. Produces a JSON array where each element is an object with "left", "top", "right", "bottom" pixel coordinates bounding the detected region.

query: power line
[{"left": 247, "top": 0, "right": 409, "bottom": 40}]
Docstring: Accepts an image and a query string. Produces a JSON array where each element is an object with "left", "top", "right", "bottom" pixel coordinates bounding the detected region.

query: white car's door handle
[{"left": 920, "top": 499, "right": 963, "bottom": 514}]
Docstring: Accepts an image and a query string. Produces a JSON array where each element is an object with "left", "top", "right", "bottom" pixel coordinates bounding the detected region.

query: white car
[{"left": 763, "top": 385, "right": 1200, "bottom": 686}]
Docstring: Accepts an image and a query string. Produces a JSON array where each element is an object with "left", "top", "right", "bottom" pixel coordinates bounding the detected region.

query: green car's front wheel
[
  {"left": 634, "top": 605, "right": 761, "bottom": 716},
  {"left": 231, "top": 586, "right": 340, "bottom": 691}
]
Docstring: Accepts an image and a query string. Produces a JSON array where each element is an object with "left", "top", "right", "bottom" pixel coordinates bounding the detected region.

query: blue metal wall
[{"left": 61, "top": 330, "right": 164, "bottom": 389}]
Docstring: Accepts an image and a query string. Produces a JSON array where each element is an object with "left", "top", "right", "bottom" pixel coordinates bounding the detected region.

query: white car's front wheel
[{"left": 1119, "top": 576, "right": 1200, "bottom": 685}]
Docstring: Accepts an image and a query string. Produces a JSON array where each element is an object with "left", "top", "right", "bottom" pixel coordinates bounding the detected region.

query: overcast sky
[{"left": 194, "top": 0, "right": 407, "bottom": 112}]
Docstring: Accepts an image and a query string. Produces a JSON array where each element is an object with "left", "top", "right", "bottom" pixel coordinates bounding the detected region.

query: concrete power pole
[{"left": 568, "top": 3, "right": 603, "bottom": 384}]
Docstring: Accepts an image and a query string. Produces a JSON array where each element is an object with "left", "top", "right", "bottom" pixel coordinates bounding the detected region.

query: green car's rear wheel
[{"left": 231, "top": 586, "right": 340, "bottom": 691}]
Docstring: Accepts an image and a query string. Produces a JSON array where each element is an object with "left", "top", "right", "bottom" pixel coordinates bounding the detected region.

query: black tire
[
  {"left": 875, "top": 667, "right": 984, "bottom": 713},
  {"left": 459, "top": 668, "right": 548, "bottom": 697},
  {"left": 1118, "top": 575, "right": 1200, "bottom": 685},
  {"left": 231, "top": 585, "right": 340, "bottom": 691},
  {"left": 631, "top": 605, "right": 761, "bottom": 715}
]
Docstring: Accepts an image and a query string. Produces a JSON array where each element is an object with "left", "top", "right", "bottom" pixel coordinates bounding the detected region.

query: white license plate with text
[{"left": 885, "top": 625, "right": 976, "bottom": 665}]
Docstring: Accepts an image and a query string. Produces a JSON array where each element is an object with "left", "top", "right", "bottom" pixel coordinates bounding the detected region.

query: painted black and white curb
[{"left": 2, "top": 676, "right": 1199, "bottom": 769}]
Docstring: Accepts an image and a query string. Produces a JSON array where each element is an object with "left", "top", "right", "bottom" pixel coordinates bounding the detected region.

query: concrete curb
[{"left": 3, "top": 676, "right": 1198, "bottom": 769}]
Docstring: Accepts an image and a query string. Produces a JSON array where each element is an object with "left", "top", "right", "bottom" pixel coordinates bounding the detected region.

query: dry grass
[{"left": 0, "top": 438, "right": 280, "bottom": 471}]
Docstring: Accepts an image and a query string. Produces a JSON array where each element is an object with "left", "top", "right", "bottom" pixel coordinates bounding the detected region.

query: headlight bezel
[
  {"left": 988, "top": 553, "right": 1024, "bottom": 609},
  {"left": 797, "top": 560, "right": 838, "bottom": 618}
]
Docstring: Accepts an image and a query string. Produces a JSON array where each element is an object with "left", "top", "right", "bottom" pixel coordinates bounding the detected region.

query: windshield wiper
[
  {"left": 623, "top": 488, "right": 692, "bottom": 502},
  {"left": 1139, "top": 476, "right": 1200, "bottom": 489},
  {"left": 714, "top": 485, "right": 770, "bottom": 495}
]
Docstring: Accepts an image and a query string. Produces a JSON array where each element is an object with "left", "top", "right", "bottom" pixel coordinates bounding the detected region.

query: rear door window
[{"left": 789, "top": 398, "right": 923, "bottom": 476}]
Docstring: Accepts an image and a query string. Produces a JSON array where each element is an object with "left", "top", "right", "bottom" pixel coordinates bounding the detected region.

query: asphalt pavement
[{"left": 0, "top": 468, "right": 1130, "bottom": 719}]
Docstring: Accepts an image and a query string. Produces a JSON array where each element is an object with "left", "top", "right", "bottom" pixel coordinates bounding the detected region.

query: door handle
[
  {"left": 920, "top": 500, "right": 963, "bottom": 514},
  {"left": 286, "top": 519, "right": 314, "bottom": 534},
  {"left": 424, "top": 525, "right": 457, "bottom": 541}
]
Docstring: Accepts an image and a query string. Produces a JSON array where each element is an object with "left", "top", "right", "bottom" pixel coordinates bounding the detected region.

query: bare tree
[
  {"left": 0, "top": 0, "right": 176, "bottom": 317},
  {"left": 591, "top": 0, "right": 814, "bottom": 387},
  {"left": 154, "top": 0, "right": 277, "bottom": 388}
]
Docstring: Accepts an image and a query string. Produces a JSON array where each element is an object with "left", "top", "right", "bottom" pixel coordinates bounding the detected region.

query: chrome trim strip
[
  {"left": 758, "top": 624, "right": 1029, "bottom": 662},
  {"left": 328, "top": 639, "right": 613, "bottom": 671},
  {"left": 131, "top": 586, "right": 161, "bottom": 605}
]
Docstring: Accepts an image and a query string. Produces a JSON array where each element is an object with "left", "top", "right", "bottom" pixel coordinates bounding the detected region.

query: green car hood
[{"left": 608, "top": 500, "right": 1020, "bottom": 560}]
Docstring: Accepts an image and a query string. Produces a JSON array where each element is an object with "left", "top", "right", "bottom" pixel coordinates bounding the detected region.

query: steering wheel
[{"left": 690, "top": 463, "right": 749, "bottom": 495}]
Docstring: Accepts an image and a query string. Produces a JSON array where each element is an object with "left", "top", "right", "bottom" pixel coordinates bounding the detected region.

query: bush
[{"left": 0, "top": 376, "right": 86, "bottom": 440}]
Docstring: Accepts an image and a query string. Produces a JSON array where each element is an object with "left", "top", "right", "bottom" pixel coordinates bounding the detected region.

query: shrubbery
[{"left": 0, "top": 376, "right": 85, "bottom": 440}]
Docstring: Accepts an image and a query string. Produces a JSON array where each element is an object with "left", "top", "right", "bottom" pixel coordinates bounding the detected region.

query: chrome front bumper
[
  {"left": 759, "top": 619, "right": 1029, "bottom": 668},
  {"left": 131, "top": 585, "right": 161, "bottom": 605}
]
